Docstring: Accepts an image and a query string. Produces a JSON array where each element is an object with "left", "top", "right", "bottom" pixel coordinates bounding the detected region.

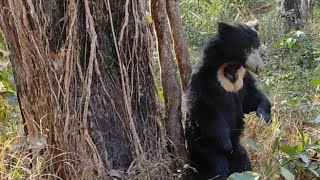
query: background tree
[
  {"left": 166, "top": 0, "right": 192, "bottom": 91},
  {"left": 0, "top": 0, "right": 173, "bottom": 179},
  {"left": 300, "top": 0, "right": 314, "bottom": 22},
  {"left": 150, "top": 0, "right": 187, "bottom": 162},
  {"left": 280, "top": 0, "right": 314, "bottom": 31}
]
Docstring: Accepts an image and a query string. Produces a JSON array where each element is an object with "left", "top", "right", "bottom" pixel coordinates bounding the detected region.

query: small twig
[
  {"left": 63, "top": 0, "right": 77, "bottom": 138},
  {"left": 118, "top": 0, "right": 130, "bottom": 47}
]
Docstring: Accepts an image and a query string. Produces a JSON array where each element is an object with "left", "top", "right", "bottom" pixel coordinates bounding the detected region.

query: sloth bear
[{"left": 184, "top": 20, "right": 272, "bottom": 180}]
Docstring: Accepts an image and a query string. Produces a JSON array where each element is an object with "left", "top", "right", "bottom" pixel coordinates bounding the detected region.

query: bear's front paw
[{"left": 256, "top": 108, "right": 272, "bottom": 123}]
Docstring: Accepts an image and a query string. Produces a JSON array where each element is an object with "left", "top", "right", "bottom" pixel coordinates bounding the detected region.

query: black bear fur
[{"left": 184, "top": 21, "right": 272, "bottom": 180}]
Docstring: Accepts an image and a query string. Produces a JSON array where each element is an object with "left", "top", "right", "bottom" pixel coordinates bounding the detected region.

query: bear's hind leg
[
  {"left": 189, "top": 142, "right": 230, "bottom": 180},
  {"left": 228, "top": 144, "right": 252, "bottom": 174}
]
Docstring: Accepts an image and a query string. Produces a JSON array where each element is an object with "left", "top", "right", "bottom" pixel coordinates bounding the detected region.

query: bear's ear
[
  {"left": 246, "top": 20, "right": 260, "bottom": 32},
  {"left": 218, "top": 22, "right": 234, "bottom": 34}
]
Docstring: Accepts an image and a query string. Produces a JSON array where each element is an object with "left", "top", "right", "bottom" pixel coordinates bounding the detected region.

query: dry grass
[
  {"left": 0, "top": 136, "right": 176, "bottom": 179},
  {"left": 0, "top": 136, "right": 56, "bottom": 179},
  {"left": 243, "top": 91, "right": 320, "bottom": 179}
]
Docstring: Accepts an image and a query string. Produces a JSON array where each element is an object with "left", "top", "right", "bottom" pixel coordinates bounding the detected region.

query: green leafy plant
[
  {"left": 313, "top": 47, "right": 320, "bottom": 62},
  {"left": 0, "top": 67, "right": 15, "bottom": 93},
  {"left": 227, "top": 171, "right": 260, "bottom": 180},
  {"left": 0, "top": 32, "right": 20, "bottom": 138},
  {"left": 310, "top": 54, "right": 320, "bottom": 93},
  {"left": 0, "top": 32, "right": 9, "bottom": 60},
  {"left": 275, "top": 31, "right": 306, "bottom": 50},
  {"left": 265, "top": 131, "right": 320, "bottom": 179},
  {"left": 0, "top": 32, "right": 15, "bottom": 94},
  {"left": 243, "top": 131, "right": 320, "bottom": 180}
]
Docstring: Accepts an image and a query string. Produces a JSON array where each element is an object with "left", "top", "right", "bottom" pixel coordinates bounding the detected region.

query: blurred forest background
[{"left": 0, "top": 0, "right": 320, "bottom": 179}]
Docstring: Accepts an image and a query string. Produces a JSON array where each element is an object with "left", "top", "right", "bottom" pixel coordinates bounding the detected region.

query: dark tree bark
[
  {"left": 300, "top": 0, "right": 313, "bottom": 23},
  {"left": 166, "top": 0, "right": 192, "bottom": 91},
  {"left": 280, "top": 0, "right": 313, "bottom": 32},
  {"left": 0, "top": 0, "right": 170, "bottom": 179},
  {"left": 281, "top": 0, "right": 302, "bottom": 31},
  {"left": 150, "top": 0, "right": 187, "bottom": 162}
]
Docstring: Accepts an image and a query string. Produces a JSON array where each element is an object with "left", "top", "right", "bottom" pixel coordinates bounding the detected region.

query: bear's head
[{"left": 217, "top": 20, "right": 263, "bottom": 74}]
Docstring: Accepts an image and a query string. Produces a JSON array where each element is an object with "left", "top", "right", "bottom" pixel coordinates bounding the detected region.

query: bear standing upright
[{"left": 184, "top": 20, "right": 272, "bottom": 180}]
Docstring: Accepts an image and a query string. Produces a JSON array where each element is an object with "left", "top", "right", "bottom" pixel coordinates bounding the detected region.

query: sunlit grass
[{"left": 243, "top": 63, "right": 320, "bottom": 179}]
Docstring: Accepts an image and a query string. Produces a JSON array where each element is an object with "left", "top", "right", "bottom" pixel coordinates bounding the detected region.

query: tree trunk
[
  {"left": 0, "top": 0, "right": 170, "bottom": 179},
  {"left": 300, "top": 0, "right": 313, "bottom": 23},
  {"left": 166, "top": 0, "right": 192, "bottom": 91},
  {"left": 280, "top": 0, "right": 313, "bottom": 32},
  {"left": 150, "top": 0, "right": 187, "bottom": 163}
]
